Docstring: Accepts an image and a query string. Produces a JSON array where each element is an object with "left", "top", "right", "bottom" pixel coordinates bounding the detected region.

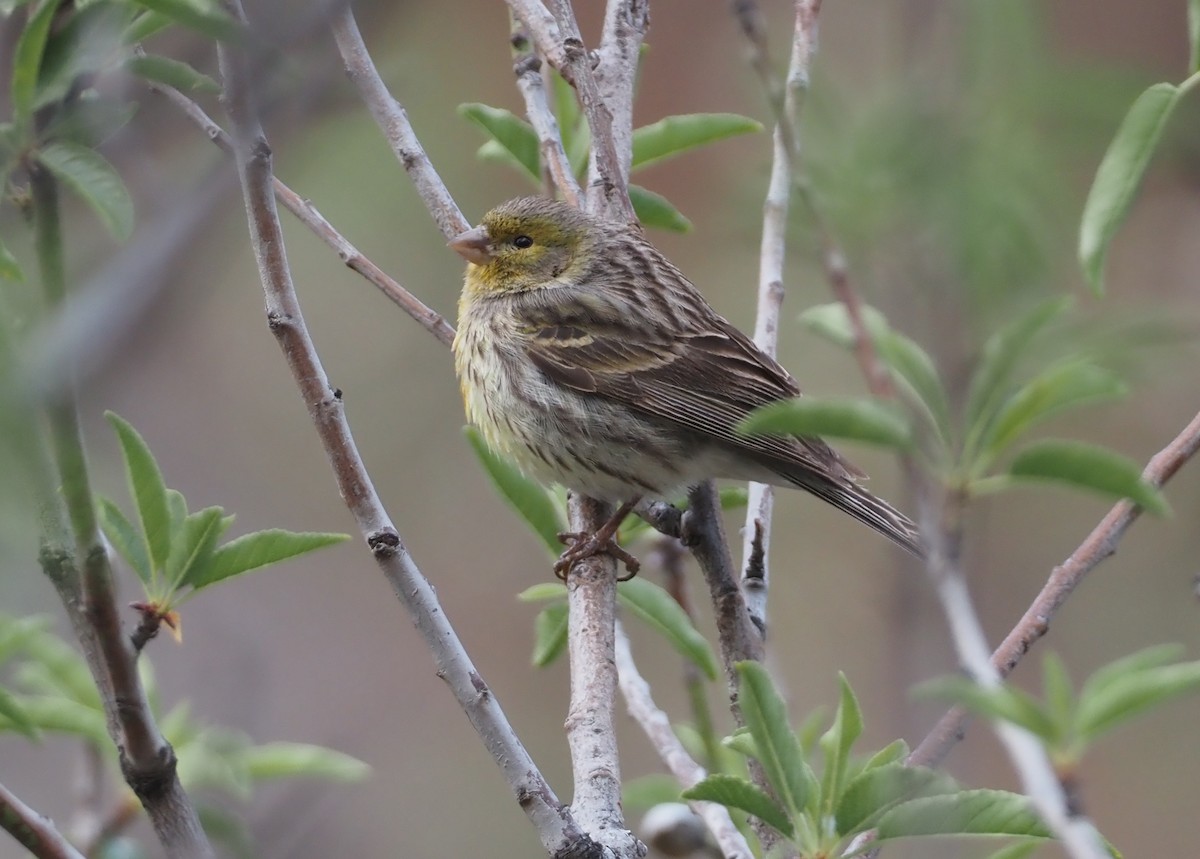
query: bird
[{"left": 450, "top": 196, "right": 923, "bottom": 577}]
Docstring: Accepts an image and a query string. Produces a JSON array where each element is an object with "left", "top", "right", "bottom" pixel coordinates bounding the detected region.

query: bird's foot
[{"left": 554, "top": 531, "right": 641, "bottom": 580}]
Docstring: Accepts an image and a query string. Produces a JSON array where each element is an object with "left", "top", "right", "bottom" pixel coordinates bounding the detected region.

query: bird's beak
[{"left": 449, "top": 226, "right": 494, "bottom": 265}]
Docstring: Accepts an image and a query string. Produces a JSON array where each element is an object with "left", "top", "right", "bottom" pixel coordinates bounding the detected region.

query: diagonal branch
[{"left": 0, "top": 780, "right": 86, "bottom": 859}]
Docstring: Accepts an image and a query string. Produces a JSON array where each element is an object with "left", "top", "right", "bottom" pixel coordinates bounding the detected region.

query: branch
[
  {"left": 615, "top": 622, "right": 754, "bottom": 859},
  {"left": 909, "top": 407, "right": 1200, "bottom": 767},
  {"left": 217, "top": 8, "right": 596, "bottom": 856},
  {"left": 0, "top": 780, "right": 85, "bottom": 859}
]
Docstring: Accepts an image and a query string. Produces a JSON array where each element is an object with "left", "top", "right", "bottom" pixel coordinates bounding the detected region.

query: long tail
[{"left": 779, "top": 468, "right": 925, "bottom": 559}]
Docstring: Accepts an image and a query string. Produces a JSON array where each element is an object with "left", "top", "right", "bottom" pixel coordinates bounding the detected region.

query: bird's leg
[{"left": 555, "top": 496, "right": 642, "bottom": 580}]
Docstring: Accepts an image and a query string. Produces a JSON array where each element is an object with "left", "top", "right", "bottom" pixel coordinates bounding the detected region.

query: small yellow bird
[{"left": 451, "top": 197, "right": 922, "bottom": 576}]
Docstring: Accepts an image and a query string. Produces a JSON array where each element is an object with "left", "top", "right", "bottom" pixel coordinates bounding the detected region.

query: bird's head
[{"left": 450, "top": 197, "right": 593, "bottom": 296}]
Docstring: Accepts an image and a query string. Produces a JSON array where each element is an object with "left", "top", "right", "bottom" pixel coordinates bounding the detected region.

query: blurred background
[{"left": 1, "top": 0, "right": 1198, "bottom": 856}]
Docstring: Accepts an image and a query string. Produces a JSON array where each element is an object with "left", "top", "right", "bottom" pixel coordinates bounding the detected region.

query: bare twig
[
  {"left": 591, "top": 0, "right": 649, "bottom": 194},
  {"left": 505, "top": 0, "right": 570, "bottom": 71},
  {"left": 217, "top": 10, "right": 596, "bottom": 856},
  {"left": 329, "top": 6, "right": 468, "bottom": 239},
  {"left": 0, "top": 780, "right": 84, "bottom": 859},
  {"left": 615, "top": 623, "right": 754, "bottom": 859},
  {"left": 910, "top": 408, "right": 1200, "bottom": 767}
]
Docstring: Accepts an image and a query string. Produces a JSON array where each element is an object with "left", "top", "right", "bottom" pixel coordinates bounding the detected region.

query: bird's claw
[{"left": 555, "top": 531, "right": 641, "bottom": 581}]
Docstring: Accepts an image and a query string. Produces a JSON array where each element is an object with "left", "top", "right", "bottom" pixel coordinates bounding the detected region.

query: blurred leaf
[
  {"left": 196, "top": 806, "right": 254, "bottom": 859},
  {"left": 0, "top": 615, "right": 53, "bottom": 665},
  {"left": 517, "top": 582, "right": 567, "bottom": 602},
  {"left": 459, "top": 103, "right": 539, "bottom": 183},
  {"left": 1076, "top": 656, "right": 1200, "bottom": 742},
  {"left": 630, "top": 184, "right": 691, "bottom": 232},
  {"left": 1191, "top": 0, "right": 1200, "bottom": 73},
  {"left": 98, "top": 496, "right": 152, "bottom": 587},
  {"left": 740, "top": 397, "right": 912, "bottom": 449},
  {"left": 1079, "top": 644, "right": 1182, "bottom": 697},
  {"left": 719, "top": 486, "right": 749, "bottom": 510},
  {"left": 798, "top": 302, "right": 889, "bottom": 350},
  {"left": 40, "top": 95, "right": 138, "bottom": 149},
  {"left": 14, "top": 696, "right": 109, "bottom": 747},
  {"left": 167, "top": 506, "right": 227, "bottom": 591},
  {"left": 33, "top": 2, "right": 131, "bottom": 109},
  {"left": 11, "top": 0, "right": 61, "bottom": 123},
  {"left": 978, "top": 842, "right": 1043, "bottom": 859},
  {"left": 0, "top": 685, "right": 39, "bottom": 739},
  {"left": 963, "top": 297, "right": 1073, "bottom": 452},
  {"left": 631, "top": 113, "right": 762, "bottom": 171},
  {"left": 243, "top": 742, "right": 369, "bottom": 782},
  {"left": 1042, "top": 653, "right": 1074, "bottom": 741},
  {"left": 125, "top": 54, "right": 219, "bottom": 93},
  {"left": 191, "top": 530, "right": 349, "bottom": 591},
  {"left": 875, "top": 330, "right": 951, "bottom": 444},
  {"left": 875, "top": 790, "right": 1051, "bottom": 839},
  {"left": 618, "top": 578, "right": 718, "bottom": 681},
  {"left": 106, "top": 411, "right": 172, "bottom": 575},
  {"left": 736, "top": 661, "right": 810, "bottom": 818},
  {"left": 1007, "top": 439, "right": 1168, "bottom": 515},
  {"left": 861, "top": 739, "right": 909, "bottom": 772},
  {"left": 532, "top": 602, "right": 568, "bottom": 667},
  {"left": 683, "top": 774, "right": 792, "bottom": 837},
  {"left": 132, "top": 0, "right": 240, "bottom": 40},
  {"left": 123, "top": 9, "right": 175, "bottom": 43},
  {"left": 835, "top": 763, "right": 959, "bottom": 835},
  {"left": 915, "top": 676, "right": 1057, "bottom": 741},
  {"left": 0, "top": 238, "right": 22, "bottom": 282},
  {"left": 38, "top": 143, "right": 134, "bottom": 240},
  {"left": 623, "top": 773, "right": 683, "bottom": 811},
  {"left": 797, "top": 705, "right": 829, "bottom": 758},
  {"left": 976, "top": 361, "right": 1127, "bottom": 468},
  {"left": 550, "top": 68, "right": 587, "bottom": 174},
  {"left": 465, "top": 426, "right": 564, "bottom": 554},
  {"left": 177, "top": 729, "right": 251, "bottom": 799},
  {"left": 819, "top": 673, "right": 864, "bottom": 816},
  {"left": 1079, "top": 82, "right": 1183, "bottom": 294}
]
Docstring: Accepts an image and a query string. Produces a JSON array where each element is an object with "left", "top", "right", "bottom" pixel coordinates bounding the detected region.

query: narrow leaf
[
  {"left": 125, "top": 54, "right": 220, "bottom": 93},
  {"left": 9, "top": 696, "right": 109, "bottom": 747},
  {"left": 0, "top": 238, "right": 23, "bottom": 282},
  {"left": 517, "top": 582, "right": 567, "bottom": 603},
  {"left": 0, "top": 686, "right": 39, "bottom": 739},
  {"left": 630, "top": 184, "right": 692, "bottom": 232},
  {"left": 458, "top": 103, "right": 540, "bottom": 183},
  {"left": 977, "top": 362, "right": 1126, "bottom": 467},
  {"left": 861, "top": 739, "right": 909, "bottom": 772},
  {"left": 915, "top": 676, "right": 1057, "bottom": 741},
  {"left": 1191, "top": 0, "right": 1200, "bottom": 73},
  {"left": 242, "top": 742, "right": 369, "bottom": 782},
  {"left": 131, "top": 0, "right": 240, "bottom": 40},
  {"left": 819, "top": 673, "right": 864, "bottom": 816},
  {"left": 532, "top": 602, "right": 569, "bottom": 667},
  {"left": 683, "top": 774, "right": 793, "bottom": 837},
  {"left": 736, "top": 661, "right": 810, "bottom": 818},
  {"left": 631, "top": 113, "right": 762, "bottom": 171},
  {"left": 168, "top": 506, "right": 228, "bottom": 590},
  {"left": 1007, "top": 439, "right": 1168, "bottom": 515},
  {"left": 875, "top": 790, "right": 1051, "bottom": 839},
  {"left": 835, "top": 763, "right": 959, "bottom": 835},
  {"left": 38, "top": 143, "right": 134, "bottom": 240},
  {"left": 876, "top": 330, "right": 951, "bottom": 444},
  {"left": 106, "top": 412, "right": 172, "bottom": 578},
  {"left": 123, "top": 10, "right": 175, "bottom": 43},
  {"left": 1079, "top": 83, "right": 1181, "bottom": 294},
  {"left": 465, "top": 426, "right": 564, "bottom": 554},
  {"left": 98, "top": 497, "right": 152, "bottom": 587},
  {"left": 11, "top": 0, "right": 61, "bottom": 122},
  {"left": 618, "top": 577, "right": 718, "bottom": 681},
  {"left": 798, "top": 302, "right": 889, "bottom": 349},
  {"left": 1041, "top": 653, "right": 1074, "bottom": 742},
  {"left": 1079, "top": 644, "right": 1183, "bottom": 699},
  {"left": 740, "top": 397, "right": 912, "bottom": 449},
  {"left": 192, "top": 530, "right": 349, "bottom": 590},
  {"left": 1076, "top": 660, "right": 1200, "bottom": 741}
]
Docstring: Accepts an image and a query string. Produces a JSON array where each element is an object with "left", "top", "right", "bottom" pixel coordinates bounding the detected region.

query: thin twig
[
  {"left": 615, "top": 622, "right": 754, "bottom": 859},
  {"left": 505, "top": 0, "right": 571, "bottom": 71},
  {"left": 591, "top": 0, "right": 649, "bottom": 195},
  {"left": 218, "top": 8, "right": 596, "bottom": 856},
  {"left": 0, "top": 780, "right": 85, "bottom": 859}
]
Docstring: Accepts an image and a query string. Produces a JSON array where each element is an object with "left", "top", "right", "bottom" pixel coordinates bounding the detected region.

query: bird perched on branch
[{"left": 451, "top": 196, "right": 922, "bottom": 577}]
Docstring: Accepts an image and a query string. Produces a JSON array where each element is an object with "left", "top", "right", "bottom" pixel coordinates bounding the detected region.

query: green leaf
[
  {"left": 874, "top": 790, "right": 1051, "bottom": 839},
  {"left": 735, "top": 661, "right": 810, "bottom": 818},
  {"left": 1007, "top": 439, "right": 1168, "bottom": 515},
  {"left": 106, "top": 412, "right": 172, "bottom": 579},
  {"left": 32, "top": 2, "right": 131, "bottom": 110},
  {"left": 1076, "top": 658, "right": 1200, "bottom": 741},
  {"left": 168, "top": 506, "right": 228, "bottom": 591},
  {"left": 623, "top": 774, "right": 683, "bottom": 811},
  {"left": 1079, "top": 83, "right": 1183, "bottom": 294},
  {"left": 963, "top": 297, "right": 1073, "bottom": 451},
  {"left": 976, "top": 362, "right": 1127, "bottom": 468},
  {"left": 819, "top": 673, "right": 864, "bottom": 816},
  {"left": 38, "top": 142, "right": 134, "bottom": 240},
  {"left": 11, "top": 0, "right": 62, "bottom": 123},
  {"left": 1041, "top": 652, "right": 1074, "bottom": 743},
  {"left": 978, "top": 842, "right": 1044, "bottom": 859},
  {"left": 12, "top": 635, "right": 100, "bottom": 710},
  {"left": 915, "top": 676, "right": 1057, "bottom": 741},
  {"left": 39, "top": 95, "right": 138, "bottom": 150},
  {"left": 131, "top": 0, "right": 240, "bottom": 40},
  {"left": 191, "top": 530, "right": 349, "bottom": 591},
  {"left": 125, "top": 54, "right": 219, "bottom": 93},
  {"left": 682, "top": 774, "right": 793, "bottom": 837},
  {"left": 631, "top": 113, "right": 762, "bottom": 171},
  {"left": 123, "top": 9, "right": 176, "bottom": 43},
  {"left": 464, "top": 426, "right": 564, "bottom": 554},
  {"left": 242, "top": 742, "right": 369, "bottom": 782},
  {"left": 517, "top": 582, "right": 568, "bottom": 602},
  {"left": 551, "top": 69, "right": 588, "bottom": 175},
  {"left": 1078, "top": 644, "right": 1182, "bottom": 698},
  {"left": 0, "top": 685, "right": 39, "bottom": 739},
  {"left": 629, "top": 184, "right": 692, "bottom": 232},
  {"left": 0, "top": 238, "right": 23, "bottom": 282},
  {"left": 739, "top": 396, "right": 912, "bottom": 449},
  {"left": 1190, "top": 0, "right": 1200, "bottom": 73},
  {"left": 798, "top": 302, "right": 889, "bottom": 350},
  {"left": 861, "top": 739, "right": 909, "bottom": 772},
  {"left": 458, "top": 103, "right": 540, "bottom": 183},
  {"left": 723, "top": 726, "right": 758, "bottom": 760},
  {"left": 835, "top": 763, "right": 960, "bottom": 835},
  {"left": 618, "top": 578, "right": 718, "bottom": 681},
  {"left": 876, "top": 330, "right": 951, "bottom": 445},
  {"left": 165, "top": 488, "right": 188, "bottom": 532},
  {"left": 0, "top": 615, "right": 53, "bottom": 666},
  {"left": 10, "top": 695, "right": 109, "bottom": 747},
  {"left": 98, "top": 496, "right": 152, "bottom": 587},
  {"left": 532, "top": 602, "right": 569, "bottom": 667}
]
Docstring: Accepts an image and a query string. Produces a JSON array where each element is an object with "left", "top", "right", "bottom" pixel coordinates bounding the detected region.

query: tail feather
[{"left": 780, "top": 469, "right": 925, "bottom": 559}]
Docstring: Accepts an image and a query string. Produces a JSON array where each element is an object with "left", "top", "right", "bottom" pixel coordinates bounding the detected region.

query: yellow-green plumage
[{"left": 452, "top": 196, "right": 923, "bottom": 557}]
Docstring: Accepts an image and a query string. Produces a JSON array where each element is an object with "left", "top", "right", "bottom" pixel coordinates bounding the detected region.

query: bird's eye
[{"left": 513, "top": 235, "right": 534, "bottom": 249}]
